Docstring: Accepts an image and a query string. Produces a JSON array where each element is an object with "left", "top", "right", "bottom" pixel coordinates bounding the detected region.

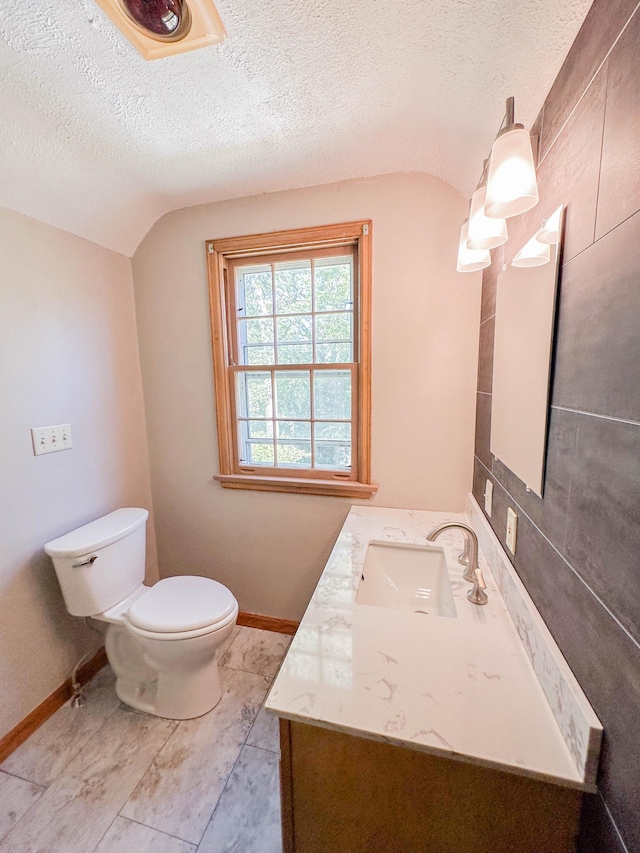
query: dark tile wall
[{"left": 472, "top": 1, "right": 640, "bottom": 850}]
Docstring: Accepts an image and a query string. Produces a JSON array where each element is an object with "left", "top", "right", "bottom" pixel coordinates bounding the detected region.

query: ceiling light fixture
[
  {"left": 467, "top": 159, "right": 508, "bottom": 251},
  {"left": 484, "top": 97, "right": 539, "bottom": 219},
  {"left": 457, "top": 219, "right": 491, "bottom": 273},
  {"left": 93, "top": 0, "right": 226, "bottom": 59}
]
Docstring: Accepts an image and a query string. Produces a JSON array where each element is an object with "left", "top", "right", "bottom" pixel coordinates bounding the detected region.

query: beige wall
[
  {"left": 0, "top": 208, "right": 157, "bottom": 740},
  {"left": 132, "top": 173, "right": 481, "bottom": 621}
]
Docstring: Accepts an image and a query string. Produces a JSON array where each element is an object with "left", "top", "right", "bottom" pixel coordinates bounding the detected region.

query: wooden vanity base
[{"left": 279, "top": 719, "right": 582, "bottom": 853}]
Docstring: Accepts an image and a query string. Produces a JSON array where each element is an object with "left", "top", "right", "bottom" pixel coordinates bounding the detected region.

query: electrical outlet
[
  {"left": 506, "top": 507, "right": 518, "bottom": 554},
  {"left": 31, "top": 424, "right": 73, "bottom": 456},
  {"left": 484, "top": 479, "right": 493, "bottom": 516}
]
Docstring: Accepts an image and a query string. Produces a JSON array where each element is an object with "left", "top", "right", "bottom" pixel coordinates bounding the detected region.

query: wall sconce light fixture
[
  {"left": 467, "top": 160, "right": 509, "bottom": 250},
  {"left": 457, "top": 219, "right": 491, "bottom": 273},
  {"left": 93, "top": 0, "right": 226, "bottom": 60},
  {"left": 511, "top": 234, "right": 550, "bottom": 268},
  {"left": 536, "top": 205, "right": 563, "bottom": 244},
  {"left": 484, "top": 97, "right": 539, "bottom": 219}
]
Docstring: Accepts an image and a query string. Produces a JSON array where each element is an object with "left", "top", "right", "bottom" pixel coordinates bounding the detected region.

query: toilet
[{"left": 44, "top": 507, "right": 238, "bottom": 720}]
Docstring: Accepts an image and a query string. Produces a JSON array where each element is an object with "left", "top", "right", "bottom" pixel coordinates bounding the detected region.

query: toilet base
[
  {"left": 114, "top": 661, "right": 222, "bottom": 720},
  {"left": 104, "top": 618, "right": 234, "bottom": 720}
]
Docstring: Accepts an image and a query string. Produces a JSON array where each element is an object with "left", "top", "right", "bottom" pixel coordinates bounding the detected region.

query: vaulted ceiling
[{"left": 0, "top": 0, "right": 592, "bottom": 256}]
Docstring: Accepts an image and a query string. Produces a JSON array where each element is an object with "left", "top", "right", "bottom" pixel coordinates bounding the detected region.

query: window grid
[
  {"left": 232, "top": 253, "right": 355, "bottom": 475},
  {"left": 232, "top": 364, "right": 355, "bottom": 472}
]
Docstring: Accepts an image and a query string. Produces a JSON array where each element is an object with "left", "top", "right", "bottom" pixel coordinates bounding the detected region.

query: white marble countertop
[{"left": 265, "top": 506, "right": 589, "bottom": 790}]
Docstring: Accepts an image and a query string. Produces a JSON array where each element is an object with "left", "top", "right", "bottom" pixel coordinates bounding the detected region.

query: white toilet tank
[{"left": 44, "top": 508, "right": 149, "bottom": 617}]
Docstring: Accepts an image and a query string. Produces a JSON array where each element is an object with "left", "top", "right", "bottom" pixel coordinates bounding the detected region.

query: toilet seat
[{"left": 126, "top": 575, "right": 238, "bottom": 641}]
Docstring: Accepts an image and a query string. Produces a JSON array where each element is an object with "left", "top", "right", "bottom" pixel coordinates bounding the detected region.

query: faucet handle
[{"left": 467, "top": 568, "right": 488, "bottom": 606}]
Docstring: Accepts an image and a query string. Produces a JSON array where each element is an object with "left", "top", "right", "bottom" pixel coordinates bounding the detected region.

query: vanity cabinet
[{"left": 279, "top": 719, "right": 582, "bottom": 853}]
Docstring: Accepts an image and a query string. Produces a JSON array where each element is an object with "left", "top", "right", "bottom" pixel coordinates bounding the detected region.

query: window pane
[
  {"left": 315, "top": 441, "right": 351, "bottom": 470},
  {"left": 242, "top": 270, "right": 272, "bottom": 316},
  {"left": 278, "top": 344, "right": 313, "bottom": 364},
  {"left": 247, "top": 420, "right": 273, "bottom": 439},
  {"left": 277, "top": 421, "right": 311, "bottom": 439},
  {"left": 277, "top": 441, "right": 312, "bottom": 467},
  {"left": 275, "top": 263, "right": 312, "bottom": 314},
  {"left": 247, "top": 443, "right": 275, "bottom": 465},
  {"left": 316, "top": 342, "right": 352, "bottom": 364},
  {"left": 276, "top": 315, "right": 312, "bottom": 342},
  {"left": 237, "top": 372, "right": 272, "bottom": 419},
  {"left": 246, "top": 345, "right": 275, "bottom": 365},
  {"left": 315, "top": 260, "right": 352, "bottom": 312},
  {"left": 315, "top": 313, "right": 352, "bottom": 342},
  {"left": 313, "top": 370, "right": 351, "bottom": 420},
  {"left": 315, "top": 422, "right": 351, "bottom": 441},
  {"left": 241, "top": 318, "right": 274, "bottom": 345},
  {"left": 275, "top": 371, "right": 311, "bottom": 419}
]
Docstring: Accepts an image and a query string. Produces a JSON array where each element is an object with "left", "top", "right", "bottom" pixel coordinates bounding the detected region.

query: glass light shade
[
  {"left": 485, "top": 127, "right": 539, "bottom": 219},
  {"left": 512, "top": 235, "right": 550, "bottom": 268},
  {"left": 467, "top": 185, "right": 508, "bottom": 250},
  {"left": 457, "top": 221, "right": 491, "bottom": 273},
  {"left": 537, "top": 205, "right": 563, "bottom": 244}
]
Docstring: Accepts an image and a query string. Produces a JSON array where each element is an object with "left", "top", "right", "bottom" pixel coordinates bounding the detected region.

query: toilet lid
[{"left": 127, "top": 576, "right": 236, "bottom": 633}]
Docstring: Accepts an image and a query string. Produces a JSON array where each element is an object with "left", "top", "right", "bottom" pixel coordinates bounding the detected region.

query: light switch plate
[
  {"left": 31, "top": 424, "right": 73, "bottom": 456},
  {"left": 506, "top": 507, "right": 518, "bottom": 554},
  {"left": 484, "top": 479, "right": 493, "bottom": 516}
]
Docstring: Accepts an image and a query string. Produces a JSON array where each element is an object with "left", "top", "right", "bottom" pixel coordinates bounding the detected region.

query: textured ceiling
[{"left": 0, "top": 0, "right": 593, "bottom": 256}]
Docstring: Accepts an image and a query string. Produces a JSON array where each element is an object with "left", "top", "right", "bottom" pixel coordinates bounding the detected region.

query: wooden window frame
[{"left": 206, "top": 221, "right": 377, "bottom": 499}]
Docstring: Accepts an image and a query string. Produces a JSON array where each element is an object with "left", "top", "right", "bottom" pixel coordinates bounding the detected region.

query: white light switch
[
  {"left": 506, "top": 507, "right": 518, "bottom": 554},
  {"left": 31, "top": 424, "right": 73, "bottom": 456},
  {"left": 484, "top": 479, "right": 493, "bottom": 516}
]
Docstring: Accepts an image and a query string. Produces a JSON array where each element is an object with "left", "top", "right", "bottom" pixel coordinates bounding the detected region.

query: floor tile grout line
[
  {"left": 0, "top": 689, "right": 122, "bottom": 791},
  {"left": 0, "top": 776, "right": 45, "bottom": 847},
  {"left": 105, "top": 711, "right": 182, "bottom": 850},
  {"left": 245, "top": 743, "right": 280, "bottom": 756},
  {"left": 0, "top": 766, "right": 47, "bottom": 787},
  {"left": 193, "top": 687, "right": 272, "bottom": 851},
  {"left": 195, "top": 741, "right": 247, "bottom": 850},
  {"left": 219, "top": 662, "right": 280, "bottom": 678},
  {"left": 109, "top": 814, "right": 198, "bottom": 849}
]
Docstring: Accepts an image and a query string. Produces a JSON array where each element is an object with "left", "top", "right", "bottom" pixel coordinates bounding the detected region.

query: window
[{"left": 207, "top": 221, "right": 377, "bottom": 498}]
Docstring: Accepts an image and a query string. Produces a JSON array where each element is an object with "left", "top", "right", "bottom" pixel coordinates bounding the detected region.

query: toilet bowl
[{"left": 44, "top": 508, "right": 238, "bottom": 720}]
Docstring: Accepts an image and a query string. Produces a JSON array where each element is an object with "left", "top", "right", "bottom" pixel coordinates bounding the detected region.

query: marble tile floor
[{"left": 0, "top": 626, "right": 289, "bottom": 853}]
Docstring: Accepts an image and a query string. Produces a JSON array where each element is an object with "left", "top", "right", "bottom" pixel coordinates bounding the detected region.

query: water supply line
[{"left": 70, "top": 618, "right": 105, "bottom": 708}]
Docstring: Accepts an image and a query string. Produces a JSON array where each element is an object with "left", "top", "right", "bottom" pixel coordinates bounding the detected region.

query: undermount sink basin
[{"left": 356, "top": 540, "right": 457, "bottom": 619}]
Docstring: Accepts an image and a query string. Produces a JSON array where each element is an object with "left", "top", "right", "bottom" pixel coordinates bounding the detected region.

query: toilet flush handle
[{"left": 72, "top": 555, "right": 98, "bottom": 568}]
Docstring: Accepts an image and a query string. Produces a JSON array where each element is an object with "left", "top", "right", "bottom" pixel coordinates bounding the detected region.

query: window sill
[{"left": 214, "top": 473, "right": 378, "bottom": 499}]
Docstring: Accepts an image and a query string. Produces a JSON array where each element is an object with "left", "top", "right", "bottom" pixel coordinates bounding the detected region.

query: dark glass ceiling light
[{"left": 120, "top": 0, "right": 192, "bottom": 41}]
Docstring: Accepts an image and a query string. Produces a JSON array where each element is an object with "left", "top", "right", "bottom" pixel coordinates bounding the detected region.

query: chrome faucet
[{"left": 426, "top": 522, "right": 479, "bottom": 584}]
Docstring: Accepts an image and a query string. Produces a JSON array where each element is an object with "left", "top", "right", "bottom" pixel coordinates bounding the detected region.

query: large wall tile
[
  {"left": 477, "top": 316, "right": 494, "bottom": 394},
  {"left": 513, "top": 514, "right": 640, "bottom": 853},
  {"left": 474, "top": 392, "right": 492, "bottom": 470},
  {"left": 536, "top": 68, "right": 607, "bottom": 263},
  {"left": 480, "top": 244, "right": 502, "bottom": 323},
  {"left": 492, "top": 406, "right": 577, "bottom": 550},
  {"left": 551, "top": 209, "right": 640, "bottom": 421},
  {"left": 596, "top": 8, "right": 640, "bottom": 239},
  {"left": 564, "top": 414, "right": 640, "bottom": 644},
  {"left": 540, "top": 0, "right": 638, "bottom": 158},
  {"left": 578, "top": 794, "right": 627, "bottom": 853}
]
